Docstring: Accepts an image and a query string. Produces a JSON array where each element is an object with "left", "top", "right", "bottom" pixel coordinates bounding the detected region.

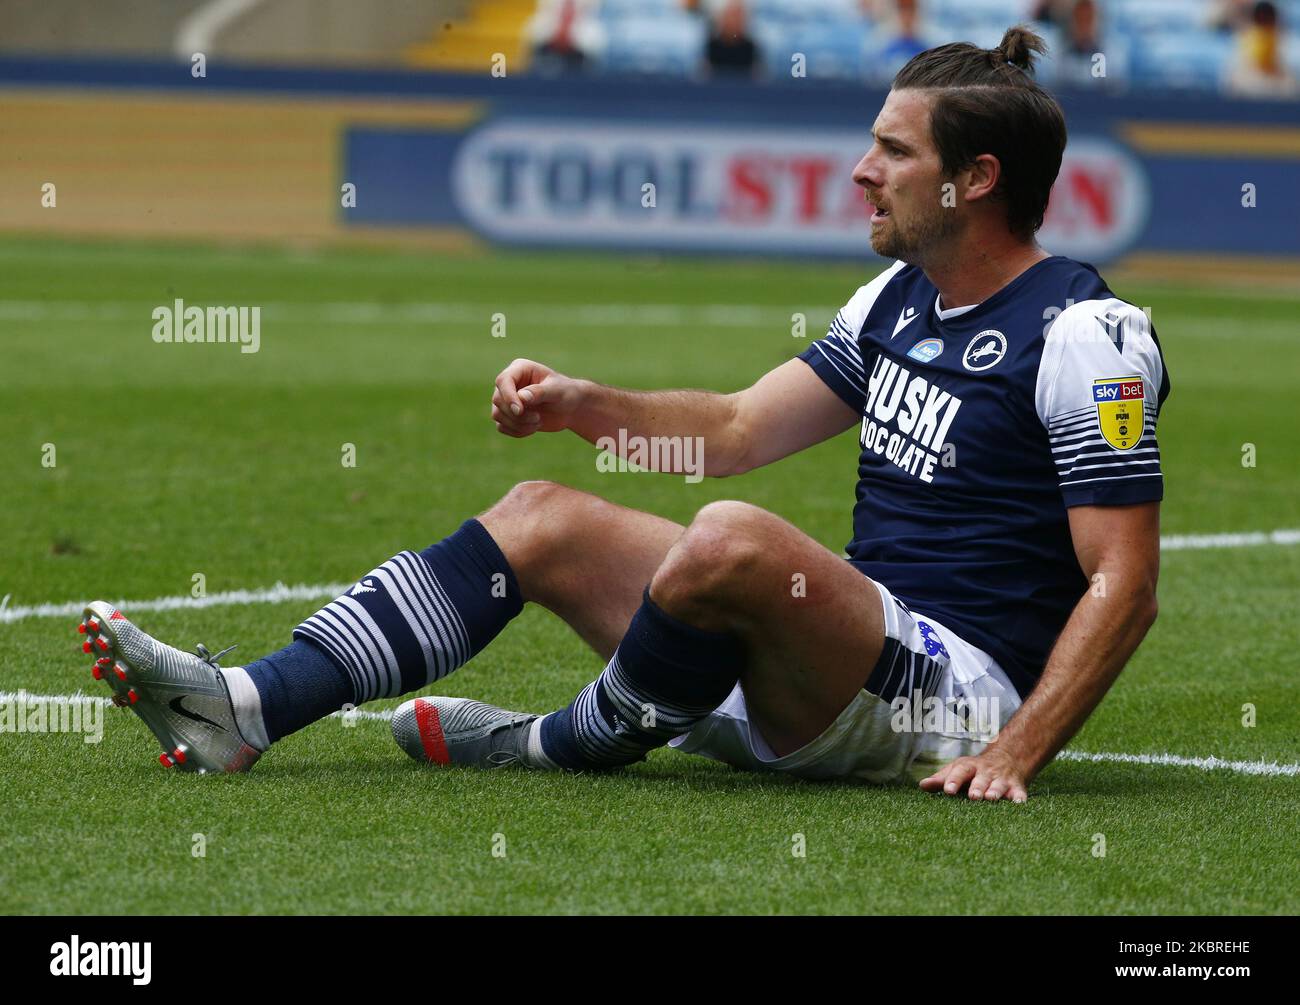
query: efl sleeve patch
[
  {"left": 1036, "top": 299, "right": 1167, "bottom": 507},
  {"left": 1091, "top": 376, "right": 1145, "bottom": 450}
]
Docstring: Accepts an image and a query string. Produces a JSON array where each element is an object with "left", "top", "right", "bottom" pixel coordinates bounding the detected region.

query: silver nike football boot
[
  {"left": 391, "top": 696, "right": 539, "bottom": 769},
  {"left": 77, "top": 601, "right": 262, "bottom": 773}
]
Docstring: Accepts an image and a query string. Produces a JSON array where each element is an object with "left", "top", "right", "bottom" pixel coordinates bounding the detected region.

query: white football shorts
[{"left": 668, "top": 577, "right": 1022, "bottom": 784}]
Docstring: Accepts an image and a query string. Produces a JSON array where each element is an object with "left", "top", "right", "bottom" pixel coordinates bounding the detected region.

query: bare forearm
[
  {"left": 919, "top": 505, "right": 1162, "bottom": 802},
  {"left": 567, "top": 379, "right": 744, "bottom": 476},
  {"left": 991, "top": 583, "right": 1158, "bottom": 779}
]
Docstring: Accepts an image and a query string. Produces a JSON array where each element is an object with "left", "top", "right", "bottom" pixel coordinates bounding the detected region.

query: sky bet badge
[{"left": 1093, "top": 375, "right": 1145, "bottom": 450}]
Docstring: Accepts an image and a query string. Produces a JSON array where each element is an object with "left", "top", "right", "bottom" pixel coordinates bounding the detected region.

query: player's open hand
[
  {"left": 491, "top": 358, "right": 585, "bottom": 437},
  {"left": 918, "top": 746, "right": 1030, "bottom": 803}
]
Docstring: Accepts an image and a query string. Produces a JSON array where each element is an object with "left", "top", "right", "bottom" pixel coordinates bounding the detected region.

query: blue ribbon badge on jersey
[
  {"left": 906, "top": 337, "right": 944, "bottom": 364},
  {"left": 916, "top": 620, "right": 950, "bottom": 659},
  {"left": 1092, "top": 375, "right": 1145, "bottom": 450}
]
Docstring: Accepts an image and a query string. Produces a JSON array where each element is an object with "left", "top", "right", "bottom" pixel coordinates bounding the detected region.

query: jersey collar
[
  {"left": 929, "top": 255, "right": 1069, "bottom": 326},
  {"left": 933, "top": 297, "right": 979, "bottom": 322}
]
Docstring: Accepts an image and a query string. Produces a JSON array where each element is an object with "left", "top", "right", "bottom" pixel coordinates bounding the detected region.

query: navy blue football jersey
[{"left": 798, "top": 256, "right": 1170, "bottom": 698}]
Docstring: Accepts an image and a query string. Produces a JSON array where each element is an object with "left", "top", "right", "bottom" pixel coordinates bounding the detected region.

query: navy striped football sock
[
  {"left": 241, "top": 518, "right": 523, "bottom": 743},
  {"left": 224, "top": 638, "right": 346, "bottom": 749},
  {"left": 534, "top": 587, "right": 745, "bottom": 770}
]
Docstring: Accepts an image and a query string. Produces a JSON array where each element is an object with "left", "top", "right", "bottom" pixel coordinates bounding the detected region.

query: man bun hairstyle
[
  {"left": 892, "top": 26, "right": 1067, "bottom": 240},
  {"left": 994, "top": 24, "right": 1048, "bottom": 72}
]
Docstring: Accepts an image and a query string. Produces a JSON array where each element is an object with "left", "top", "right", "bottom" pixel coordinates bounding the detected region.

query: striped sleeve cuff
[
  {"left": 1049, "top": 402, "right": 1164, "bottom": 507},
  {"left": 798, "top": 321, "right": 866, "bottom": 413}
]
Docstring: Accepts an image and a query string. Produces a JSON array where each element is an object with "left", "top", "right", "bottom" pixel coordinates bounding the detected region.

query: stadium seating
[
  {"left": 753, "top": 18, "right": 869, "bottom": 80},
  {"left": 1108, "top": 0, "right": 1209, "bottom": 35},
  {"left": 406, "top": 0, "right": 535, "bottom": 72},
  {"left": 600, "top": 0, "right": 680, "bottom": 15},
  {"left": 922, "top": 0, "right": 1035, "bottom": 32},
  {"left": 748, "top": 0, "right": 863, "bottom": 22},
  {"left": 601, "top": 14, "right": 707, "bottom": 76},
  {"left": 504, "top": 0, "right": 1300, "bottom": 94},
  {"left": 1129, "top": 31, "right": 1234, "bottom": 89}
]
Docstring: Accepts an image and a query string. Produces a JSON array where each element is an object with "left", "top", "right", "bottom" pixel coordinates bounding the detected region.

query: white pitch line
[
  {"left": 1054, "top": 749, "right": 1300, "bottom": 778},
  {"left": 0, "top": 300, "right": 780, "bottom": 328},
  {"left": 1, "top": 528, "right": 1296, "bottom": 626},
  {"left": 2, "top": 300, "right": 1295, "bottom": 339},
  {"left": 1160, "top": 528, "right": 1300, "bottom": 551},
  {"left": 0, "top": 582, "right": 351, "bottom": 625},
  {"left": 0, "top": 689, "right": 1293, "bottom": 777}
]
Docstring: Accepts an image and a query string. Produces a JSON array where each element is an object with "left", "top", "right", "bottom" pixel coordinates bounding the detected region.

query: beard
[{"left": 869, "top": 197, "right": 963, "bottom": 265}]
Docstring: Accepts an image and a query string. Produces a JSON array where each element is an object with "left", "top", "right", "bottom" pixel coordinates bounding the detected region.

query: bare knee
[
  {"left": 651, "top": 501, "right": 767, "bottom": 624},
  {"left": 487, "top": 479, "right": 571, "bottom": 521},
  {"left": 478, "top": 481, "right": 581, "bottom": 585}
]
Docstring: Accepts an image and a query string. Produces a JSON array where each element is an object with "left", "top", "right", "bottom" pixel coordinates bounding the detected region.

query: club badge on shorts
[{"left": 1092, "top": 375, "right": 1145, "bottom": 450}]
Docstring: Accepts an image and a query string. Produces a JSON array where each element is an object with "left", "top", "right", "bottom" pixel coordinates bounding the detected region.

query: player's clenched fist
[{"left": 491, "top": 358, "right": 586, "bottom": 437}]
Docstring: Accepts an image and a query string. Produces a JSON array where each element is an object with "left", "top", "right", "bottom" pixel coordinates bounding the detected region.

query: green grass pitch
[{"left": 1, "top": 236, "right": 1297, "bottom": 914}]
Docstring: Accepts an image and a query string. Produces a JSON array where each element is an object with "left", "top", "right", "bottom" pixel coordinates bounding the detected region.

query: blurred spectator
[
  {"left": 704, "top": 1, "right": 762, "bottom": 78},
  {"left": 877, "top": 0, "right": 928, "bottom": 64},
  {"left": 1209, "top": 0, "right": 1256, "bottom": 33},
  {"left": 1225, "top": 1, "right": 1298, "bottom": 96},
  {"left": 1056, "top": 0, "right": 1104, "bottom": 83},
  {"left": 1030, "top": 0, "right": 1068, "bottom": 27},
  {"left": 873, "top": 0, "right": 930, "bottom": 80},
  {"left": 1033, "top": 0, "right": 1127, "bottom": 90},
  {"left": 526, "top": 0, "right": 606, "bottom": 75}
]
